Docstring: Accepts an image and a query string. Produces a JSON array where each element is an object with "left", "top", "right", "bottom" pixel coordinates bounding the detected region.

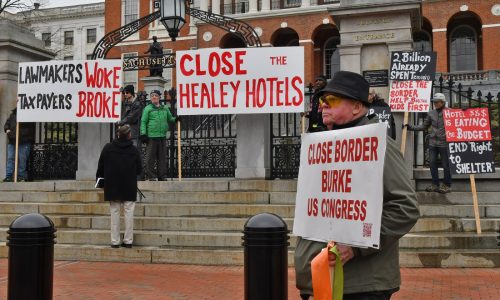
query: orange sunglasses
[{"left": 319, "top": 94, "right": 343, "bottom": 107}]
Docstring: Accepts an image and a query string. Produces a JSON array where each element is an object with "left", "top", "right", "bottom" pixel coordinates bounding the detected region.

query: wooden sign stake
[
  {"left": 469, "top": 174, "right": 482, "bottom": 234},
  {"left": 14, "top": 122, "right": 20, "bottom": 183},
  {"left": 177, "top": 120, "right": 182, "bottom": 182},
  {"left": 400, "top": 111, "right": 409, "bottom": 155}
]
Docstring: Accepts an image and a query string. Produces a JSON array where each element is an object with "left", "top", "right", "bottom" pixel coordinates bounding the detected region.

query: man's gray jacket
[{"left": 408, "top": 109, "right": 447, "bottom": 147}]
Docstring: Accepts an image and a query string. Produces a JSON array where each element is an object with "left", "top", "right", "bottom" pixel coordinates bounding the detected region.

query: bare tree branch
[{"left": 0, "top": 0, "right": 43, "bottom": 15}]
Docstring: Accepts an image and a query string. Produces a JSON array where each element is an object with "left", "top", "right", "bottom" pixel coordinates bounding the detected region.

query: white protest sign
[
  {"left": 388, "top": 80, "right": 432, "bottom": 112},
  {"left": 293, "top": 123, "right": 387, "bottom": 248},
  {"left": 17, "top": 60, "right": 123, "bottom": 123},
  {"left": 176, "top": 47, "right": 304, "bottom": 115}
]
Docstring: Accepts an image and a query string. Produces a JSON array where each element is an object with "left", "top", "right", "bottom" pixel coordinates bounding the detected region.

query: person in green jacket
[
  {"left": 140, "top": 90, "right": 176, "bottom": 181},
  {"left": 295, "top": 71, "right": 420, "bottom": 300}
]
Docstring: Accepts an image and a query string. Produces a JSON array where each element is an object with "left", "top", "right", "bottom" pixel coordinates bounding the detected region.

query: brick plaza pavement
[{"left": 0, "top": 259, "right": 498, "bottom": 299}]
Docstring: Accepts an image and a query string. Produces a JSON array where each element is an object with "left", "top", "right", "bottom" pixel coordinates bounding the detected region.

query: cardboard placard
[
  {"left": 443, "top": 108, "right": 491, "bottom": 142},
  {"left": 176, "top": 47, "right": 304, "bottom": 115},
  {"left": 293, "top": 123, "right": 387, "bottom": 248},
  {"left": 390, "top": 51, "right": 437, "bottom": 81},
  {"left": 17, "top": 60, "right": 123, "bottom": 123},
  {"left": 448, "top": 141, "right": 495, "bottom": 175}
]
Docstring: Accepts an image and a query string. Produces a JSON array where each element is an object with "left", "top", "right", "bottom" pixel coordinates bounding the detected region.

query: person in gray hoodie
[{"left": 404, "top": 93, "right": 451, "bottom": 193}]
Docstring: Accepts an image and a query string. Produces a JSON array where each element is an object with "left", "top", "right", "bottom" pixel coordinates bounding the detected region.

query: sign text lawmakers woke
[{"left": 176, "top": 48, "right": 304, "bottom": 113}]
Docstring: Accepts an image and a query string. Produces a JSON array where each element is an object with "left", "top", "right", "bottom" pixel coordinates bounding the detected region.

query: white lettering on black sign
[
  {"left": 390, "top": 51, "right": 437, "bottom": 81},
  {"left": 448, "top": 141, "right": 496, "bottom": 175}
]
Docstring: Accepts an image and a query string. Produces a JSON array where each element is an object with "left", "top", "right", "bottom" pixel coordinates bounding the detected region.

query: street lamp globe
[{"left": 160, "top": 0, "right": 186, "bottom": 41}]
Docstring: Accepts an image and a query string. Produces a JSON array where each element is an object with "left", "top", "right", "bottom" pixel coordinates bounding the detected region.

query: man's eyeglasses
[{"left": 319, "top": 95, "right": 343, "bottom": 107}]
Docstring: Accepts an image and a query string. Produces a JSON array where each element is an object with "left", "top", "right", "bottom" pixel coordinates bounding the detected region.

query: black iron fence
[{"left": 28, "top": 123, "right": 78, "bottom": 180}]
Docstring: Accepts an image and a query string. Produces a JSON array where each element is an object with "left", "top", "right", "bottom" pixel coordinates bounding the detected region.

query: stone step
[
  {"left": 410, "top": 218, "right": 499, "bottom": 233},
  {"left": 414, "top": 168, "right": 500, "bottom": 192},
  {"left": 1, "top": 228, "right": 496, "bottom": 250},
  {"left": 419, "top": 205, "right": 500, "bottom": 218},
  {"left": 0, "top": 243, "right": 496, "bottom": 268},
  {"left": 416, "top": 191, "right": 500, "bottom": 205},
  {"left": 1, "top": 213, "right": 497, "bottom": 234}
]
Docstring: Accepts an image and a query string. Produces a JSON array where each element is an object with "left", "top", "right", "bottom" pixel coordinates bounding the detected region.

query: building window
[
  {"left": 42, "top": 32, "right": 51, "bottom": 47},
  {"left": 449, "top": 25, "right": 477, "bottom": 72},
  {"left": 124, "top": 0, "right": 138, "bottom": 24},
  {"left": 87, "top": 54, "right": 93, "bottom": 60},
  {"left": 64, "top": 31, "right": 73, "bottom": 46},
  {"left": 324, "top": 36, "right": 340, "bottom": 79},
  {"left": 123, "top": 52, "right": 138, "bottom": 88},
  {"left": 413, "top": 31, "right": 432, "bottom": 52},
  {"left": 87, "top": 28, "right": 96, "bottom": 44},
  {"left": 64, "top": 56, "right": 73, "bottom": 61}
]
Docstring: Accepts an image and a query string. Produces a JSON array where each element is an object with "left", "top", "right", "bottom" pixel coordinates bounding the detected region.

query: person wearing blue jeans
[
  {"left": 3, "top": 108, "right": 36, "bottom": 182},
  {"left": 404, "top": 93, "right": 451, "bottom": 193}
]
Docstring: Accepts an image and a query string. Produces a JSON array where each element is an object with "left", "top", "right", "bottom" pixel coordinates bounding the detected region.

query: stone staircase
[{"left": 0, "top": 179, "right": 498, "bottom": 267}]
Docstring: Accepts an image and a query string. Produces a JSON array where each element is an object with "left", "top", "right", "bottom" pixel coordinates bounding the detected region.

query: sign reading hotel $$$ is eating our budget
[
  {"left": 17, "top": 60, "right": 123, "bottom": 123},
  {"left": 293, "top": 123, "right": 387, "bottom": 248},
  {"left": 176, "top": 47, "right": 304, "bottom": 115}
]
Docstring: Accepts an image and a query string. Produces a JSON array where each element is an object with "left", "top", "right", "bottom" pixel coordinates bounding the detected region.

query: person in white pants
[{"left": 96, "top": 125, "right": 142, "bottom": 248}]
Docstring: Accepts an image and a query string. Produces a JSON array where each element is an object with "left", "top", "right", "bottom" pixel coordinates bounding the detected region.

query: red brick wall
[
  {"left": 104, "top": 0, "right": 500, "bottom": 87},
  {"left": 423, "top": 0, "right": 500, "bottom": 72}
]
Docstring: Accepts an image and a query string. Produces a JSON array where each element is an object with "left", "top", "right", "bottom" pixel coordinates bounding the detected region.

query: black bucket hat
[
  {"left": 122, "top": 85, "right": 135, "bottom": 95},
  {"left": 318, "top": 71, "right": 370, "bottom": 106}
]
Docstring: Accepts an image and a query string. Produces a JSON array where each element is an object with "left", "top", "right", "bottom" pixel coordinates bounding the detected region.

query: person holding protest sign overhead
[
  {"left": 96, "top": 125, "right": 142, "bottom": 248},
  {"left": 404, "top": 93, "right": 451, "bottom": 193},
  {"left": 294, "top": 71, "right": 419, "bottom": 300},
  {"left": 140, "top": 90, "right": 176, "bottom": 181},
  {"left": 3, "top": 107, "right": 35, "bottom": 182},
  {"left": 117, "top": 85, "right": 143, "bottom": 146}
]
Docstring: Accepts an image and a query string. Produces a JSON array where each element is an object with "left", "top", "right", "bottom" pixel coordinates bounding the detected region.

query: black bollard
[
  {"left": 242, "top": 213, "right": 289, "bottom": 300},
  {"left": 7, "top": 213, "right": 57, "bottom": 300}
]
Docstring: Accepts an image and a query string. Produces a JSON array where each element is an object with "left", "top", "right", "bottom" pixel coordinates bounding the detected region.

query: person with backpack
[{"left": 117, "top": 85, "right": 143, "bottom": 146}]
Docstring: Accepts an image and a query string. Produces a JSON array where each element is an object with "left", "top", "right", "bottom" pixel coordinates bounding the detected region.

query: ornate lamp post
[
  {"left": 160, "top": 0, "right": 186, "bottom": 41},
  {"left": 92, "top": 0, "right": 261, "bottom": 59}
]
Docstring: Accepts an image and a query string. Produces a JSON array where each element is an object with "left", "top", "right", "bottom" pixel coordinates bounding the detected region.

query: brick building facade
[{"left": 104, "top": 0, "right": 500, "bottom": 91}]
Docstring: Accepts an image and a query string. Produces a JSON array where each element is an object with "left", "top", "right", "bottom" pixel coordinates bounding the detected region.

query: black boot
[{"left": 301, "top": 295, "right": 310, "bottom": 300}]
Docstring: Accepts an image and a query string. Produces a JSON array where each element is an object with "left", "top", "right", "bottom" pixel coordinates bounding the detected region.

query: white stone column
[
  {"left": 338, "top": 45, "right": 361, "bottom": 73},
  {"left": 249, "top": 0, "right": 258, "bottom": 12},
  {"left": 201, "top": 0, "right": 208, "bottom": 12},
  {"left": 261, "top": 0, "right": 270, "bottom": 12},
  {"left": 235, "top": 115, "right": 270, "bottom": 179},
  {"left": 212, "top": 0, "right": 220, "bottom": 14},
  {"left": 301, "top": 0, "right": 311, "bottom": 8}
]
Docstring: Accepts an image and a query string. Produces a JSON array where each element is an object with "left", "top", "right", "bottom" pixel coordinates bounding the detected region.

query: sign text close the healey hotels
[{"left": 176, "top": 47, "right": 305, "bottom": 115}]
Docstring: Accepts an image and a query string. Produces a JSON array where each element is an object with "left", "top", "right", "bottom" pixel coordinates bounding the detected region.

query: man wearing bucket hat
[
  {"left": 404, "top": 93, "right": 451, "bottom": 193},
  {"left": 140, "top": 89, "right": 176, "bottom": 181},
  {"left": 294, "top": 71, "right": 419, "bottom": 300}
]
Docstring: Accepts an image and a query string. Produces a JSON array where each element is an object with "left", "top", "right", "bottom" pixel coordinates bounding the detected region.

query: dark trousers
[
  {"left": 429, "top": 145, "right": 452, "bottom": 186},
  {"left": 301, "top": 291, "right": 394, "bottom": 300},
  {"left": 145, "top": 138, "right": 167, "bottom": 179}
]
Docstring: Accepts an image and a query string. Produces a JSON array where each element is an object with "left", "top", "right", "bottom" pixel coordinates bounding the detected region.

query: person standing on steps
[
  {"left": 97, "top": 125, "right": 142, "bottom": 248},
  {"left": 404, "top": 93, "right": 451, "bottom": 194}
]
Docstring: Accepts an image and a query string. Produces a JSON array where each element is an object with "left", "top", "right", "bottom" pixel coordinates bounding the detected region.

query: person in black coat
[
  {"left": 96, "top": 125, "right": 142, "bottom": 248},
  {"left": 3, "top": 108, "right": 36, "bottom": 182},
  {"left": 368, "top": 91, "right": 396, "bottom": 140},
  {"left": 117, "top": 85, "right": 143, "bottom": 146}
]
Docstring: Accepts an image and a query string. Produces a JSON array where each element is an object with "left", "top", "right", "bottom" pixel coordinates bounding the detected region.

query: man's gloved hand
[
  {"left": 176, "top": 116, "right": 181, "bottom": 122},
  {"left": 402, "top": 124, "right": 409, "bottom": 129},
  {"left": 140, "top": 135, "right": 149, "bottom": 143},
  {"left": 116, "top": 120, "right": 125, "bottom": 126}
]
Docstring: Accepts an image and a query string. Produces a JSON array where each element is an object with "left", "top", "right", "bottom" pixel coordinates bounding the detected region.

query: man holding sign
[
  {"left": 294, "top": 71, "right": 419, "bottom": 300},
  {"left": 404, "top": 93, "right": 452, "bottom": 193}
]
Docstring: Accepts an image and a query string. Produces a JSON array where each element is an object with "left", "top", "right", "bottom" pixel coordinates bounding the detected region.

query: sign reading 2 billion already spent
[
  {"left": 176, "top": 47, "right": 304, "bottom": 115},
  {"left": 17, "top": 60, "right": 123, "bottom": 123},
  {"left": 293, "top": 123, "right": 387, "bottom": 248}
]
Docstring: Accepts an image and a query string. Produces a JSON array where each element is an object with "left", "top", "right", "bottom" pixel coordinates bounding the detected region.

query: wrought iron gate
[
  {"left": 270, "top": 88, "right": 313, "bottom": 179},
  {"left": 135, "top": 91, "right": 236, "bottom": 179},
  {"left": 28, "top": 123, "right": 78, "bottom": 180}
]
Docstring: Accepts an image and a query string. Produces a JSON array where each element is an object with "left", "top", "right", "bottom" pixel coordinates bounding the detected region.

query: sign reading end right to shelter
[{"left": 443, "top": 108, "right": 496, "bottom": 175}]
